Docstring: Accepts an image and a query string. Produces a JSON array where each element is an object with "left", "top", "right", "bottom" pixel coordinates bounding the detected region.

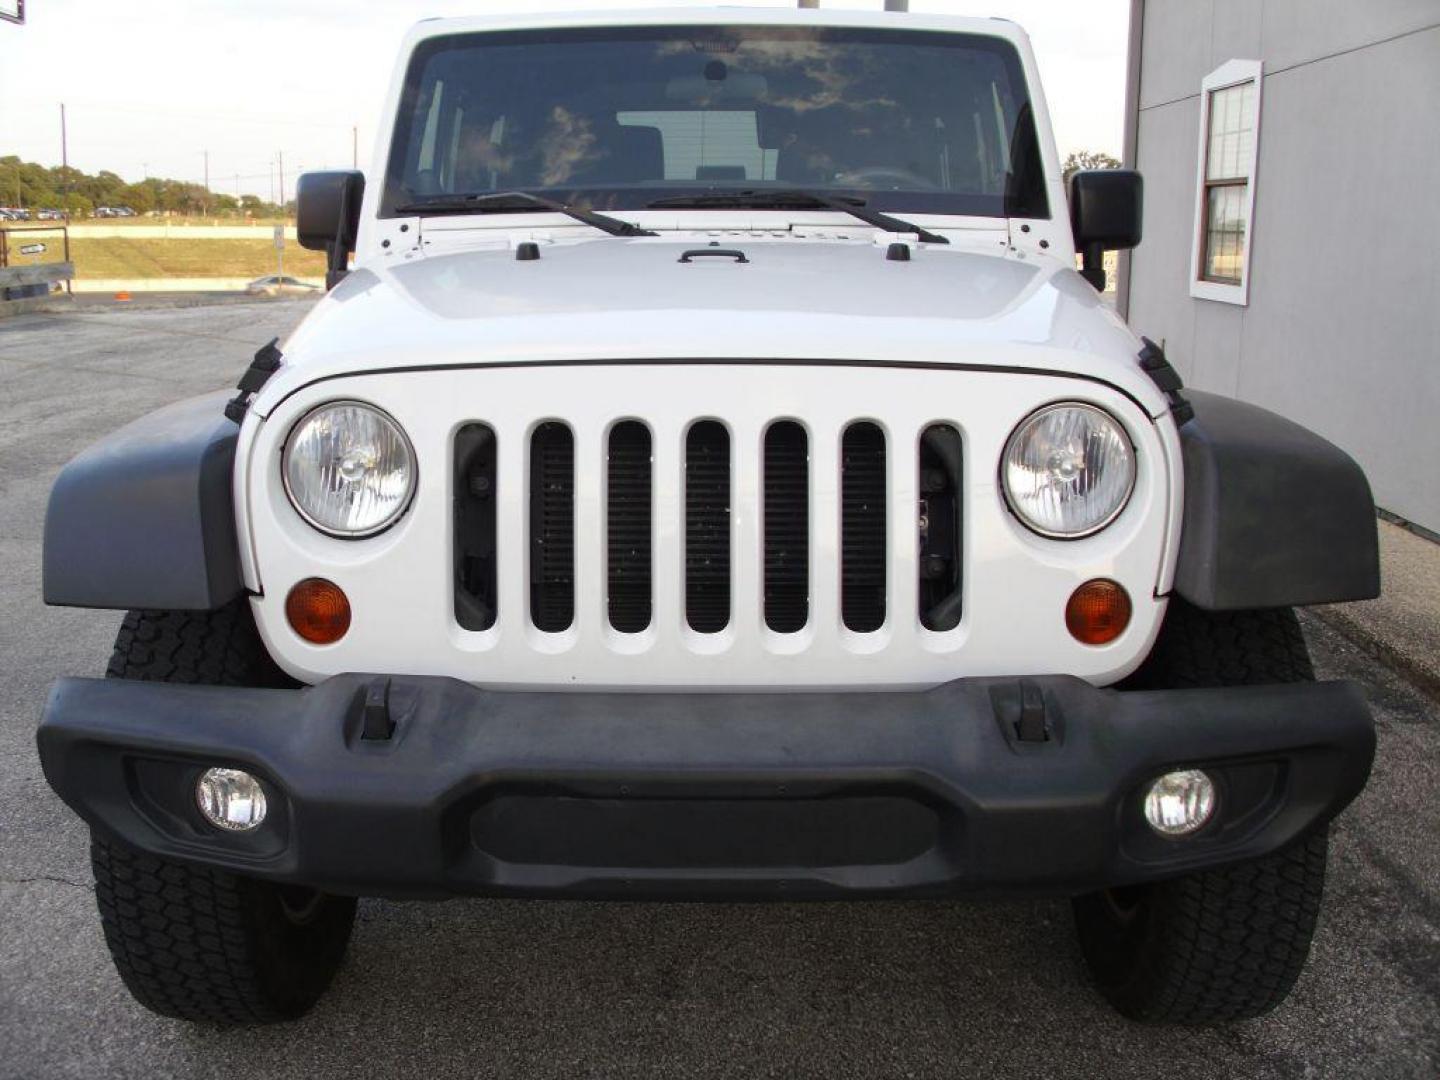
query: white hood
[{"left": 258, "top": 234, "right": 1165, "bottom": 418}]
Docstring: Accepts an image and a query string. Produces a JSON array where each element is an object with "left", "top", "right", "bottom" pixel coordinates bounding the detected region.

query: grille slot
[
  {"left": 919, "top": 424, "right": 963, "bottom": 631},
  {"left": 608, "top": 421, "right": 653, "bottom": 633},
  {"left": 841, "top": 422, "right": 887, "bottom": 633},
  {"left": 685, "top": 420, "right": 731, "bottom": 633},
  {"left": 530, "top": 422, "right": 574, "bottom": 632},
  {"left": 764, "top": 421, "right": 809, "bottom": 633},
  {"left": 454, "top": 423, "right": 497, "bottom": 631}
]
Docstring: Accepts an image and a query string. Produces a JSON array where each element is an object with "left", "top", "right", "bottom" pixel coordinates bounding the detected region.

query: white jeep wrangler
[{"left": 39, "top": 6, "right": 1380, "bottom": 1026}]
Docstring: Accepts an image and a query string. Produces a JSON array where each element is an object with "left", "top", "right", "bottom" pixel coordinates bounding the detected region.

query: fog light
[
  {"left": 196, "top": 767, "right": 268, "bottom": 832},
  {"left": 1143, "top": 769, "right": 1216, "bottom": 837}
]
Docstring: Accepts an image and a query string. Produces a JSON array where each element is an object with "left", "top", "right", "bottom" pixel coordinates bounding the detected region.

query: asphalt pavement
[{"left": 0, "top": 303, "right": 1436, "bottom": 1079}]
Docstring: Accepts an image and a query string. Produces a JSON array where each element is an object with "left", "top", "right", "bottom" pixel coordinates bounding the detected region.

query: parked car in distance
[
  {"left": 35, "top": 209, "right": 64, "bottom": 221},
  {"left": 246, "top": 274, "right": 323, "bottom": 296}
]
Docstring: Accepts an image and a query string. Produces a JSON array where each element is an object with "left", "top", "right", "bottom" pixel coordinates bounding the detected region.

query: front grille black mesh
[
  {"left": 841, "top": 422, "right": 887, "bottom": 633},
  {"left": 685, "top": 421, "right": 730, "bottom": 633},
  {"left": 608, "top": 421, "right": 652, "bottom": 633},
  {"left": 453, "top": 423, "right": 497, "bottom": 631},
  {"left": 530, "top": 422, "right": 574, "bottom": 632},
  {"left": 919, "top": 424, "right": 963, "bottom": 631},
  {"left": 764, "top": 421, "right": 809, "bottom": 633}
]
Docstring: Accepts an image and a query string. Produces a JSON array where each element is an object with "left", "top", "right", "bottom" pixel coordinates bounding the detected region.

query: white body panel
[{"left": 234, "top": 9, "right": 1185, "bottom": 691}]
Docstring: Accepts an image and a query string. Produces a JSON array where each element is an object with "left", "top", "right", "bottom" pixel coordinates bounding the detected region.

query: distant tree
[
  {"left": 121, "top": 183, "right": 155, "bottom": 215},
  {"left": 1062, "top": 150, "right": 1122, "bottom": 184},
  {"left": 0, "top": 156, "right": 266, "bottom": 218}
]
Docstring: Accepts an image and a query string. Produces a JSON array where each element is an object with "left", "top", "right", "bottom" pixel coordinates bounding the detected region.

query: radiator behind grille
[
  {"left": 608, "top": 421, "right": 653, "bottom": 633},
  {"left": 764, "top": 421, "right": 809, "bottom": 633},
  {"left": 685, "top": 421, "right": 731, "bottom": 633},
  {"left": 841, "top": 422, "right": 887, "bottom": 633},
  {"left": 530, "top": 422, "right": 574, "bottom": 633}
]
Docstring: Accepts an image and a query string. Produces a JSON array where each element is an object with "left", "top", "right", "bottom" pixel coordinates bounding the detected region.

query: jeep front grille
[{"left": 452, "top": 409, "right": 963, "bottom": 643}]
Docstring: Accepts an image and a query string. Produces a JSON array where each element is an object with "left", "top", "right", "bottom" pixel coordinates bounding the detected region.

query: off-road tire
[
  {"left": 1121, "top": 599, "right": 1314, "bottom": 690},
  {"left": 91, "top": 601, "right": 354, "bottom": 1025},
  {"left": 1074, "top": 599, "right": 1328, "bottom": 1024},
  {"left": 106, "top": 602, "right": 294, "bottom": 688},
  {"left": 91, "top": 835, "right": 356, "bottom": 1024}
]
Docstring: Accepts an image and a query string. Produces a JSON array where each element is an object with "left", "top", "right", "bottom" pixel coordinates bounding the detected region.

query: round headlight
[
  {"left": 282, "top": 401, "right": 415, "bottom": 537},
  {"left": 1002, "top": 403, "right": 1136, "bottom": 538}
]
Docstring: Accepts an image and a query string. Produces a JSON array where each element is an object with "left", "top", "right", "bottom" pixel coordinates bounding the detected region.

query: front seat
[{"left": 571, "top": 118, "right": 664, "bottom": 185}]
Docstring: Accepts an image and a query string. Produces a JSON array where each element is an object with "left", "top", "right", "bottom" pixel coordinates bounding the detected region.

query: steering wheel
[{"left": 834, "top": 166, "right": 940, "bottom": 191}]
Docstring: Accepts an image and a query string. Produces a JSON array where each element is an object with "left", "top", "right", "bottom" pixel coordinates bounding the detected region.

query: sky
[{"left": 0, "top": 0, "right": 1129, "bottom": 202}]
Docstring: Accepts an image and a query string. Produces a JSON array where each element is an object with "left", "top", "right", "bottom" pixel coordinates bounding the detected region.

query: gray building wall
[{"left": 1123, "top": 0, "right": 1440, "bottom": 534}]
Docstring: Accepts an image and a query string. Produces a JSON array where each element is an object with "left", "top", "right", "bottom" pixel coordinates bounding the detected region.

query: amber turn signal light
[
  {"left": 285, "top": 578, "right": 351, "bottom": 644},
  {"left": 1066, "top": 579, "right": 1131, "bottom": 646}
]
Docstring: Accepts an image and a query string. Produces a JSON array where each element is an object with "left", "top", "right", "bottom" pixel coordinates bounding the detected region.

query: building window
[{"left": 1190, "top": 60, "right": 1263, "bottom": 305}]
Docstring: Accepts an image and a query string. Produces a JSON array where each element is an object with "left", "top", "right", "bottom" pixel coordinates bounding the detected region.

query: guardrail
[{"left": 0, "top": 224, "right": 73, "bottom": 301}]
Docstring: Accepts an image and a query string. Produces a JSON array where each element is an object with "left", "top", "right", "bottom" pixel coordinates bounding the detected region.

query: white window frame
[{"left": 1189, "top": 59, "right": 1263, "bottom": 305}]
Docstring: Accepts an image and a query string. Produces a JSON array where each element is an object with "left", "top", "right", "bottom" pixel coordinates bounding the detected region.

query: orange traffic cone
[{"left": 114, "top": 291, "right": 132, "bottom": 302}]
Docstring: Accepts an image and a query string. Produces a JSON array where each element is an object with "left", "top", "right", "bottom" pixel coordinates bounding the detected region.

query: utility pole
[
  {"left": 59, "top": 103, "right": 69, "bottom": 210},
  {"left": 203, "top": 150, "right": 210, "bottom": 216},
  {"left": 277, "top": 150, "right": 284, "bottom": 216},
  {"left": 353, "top": 126, "right": 358, "bottom": 169}
]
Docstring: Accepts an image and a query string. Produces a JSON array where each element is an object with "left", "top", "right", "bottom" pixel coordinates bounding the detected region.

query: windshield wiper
[
  {"left": 647, "top": 190, "right": 949, "bottom": 245},
  {"left": 394, "top": 191, "right": 657, "bottom": 237}
]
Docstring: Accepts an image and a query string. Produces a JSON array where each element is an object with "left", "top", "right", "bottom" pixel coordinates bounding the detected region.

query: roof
[{"left": 401, "top": 7, "right": 1025, "bottom": 45}]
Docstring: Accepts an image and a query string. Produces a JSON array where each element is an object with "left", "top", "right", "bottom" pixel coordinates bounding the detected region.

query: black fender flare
[
  {"left": 1174, "top": 390, "right": 1380, "bottom": 610},
  {"left": 43, "top": 391, "right": 244, "bottom": 611}
]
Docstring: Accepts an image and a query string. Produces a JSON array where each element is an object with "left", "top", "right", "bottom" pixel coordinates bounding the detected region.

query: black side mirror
[
  {"left": 296, "top": 170, "right": 364, "bottom": 290},
  {"left": 1069, "top": 169, "right": 1142, "bottom": 291}
]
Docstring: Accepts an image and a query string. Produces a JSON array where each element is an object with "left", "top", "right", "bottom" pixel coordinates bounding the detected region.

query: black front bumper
[{"left": 37, "top": 674, "right": 1374, "bottom": 900}]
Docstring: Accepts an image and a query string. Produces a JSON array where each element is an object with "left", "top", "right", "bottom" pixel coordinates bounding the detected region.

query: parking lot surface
[{"left": 0, "top": 304, "right": 1436, "bottom": 1079}]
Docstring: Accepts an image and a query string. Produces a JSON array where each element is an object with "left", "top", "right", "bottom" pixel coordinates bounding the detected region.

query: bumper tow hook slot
[
  {"left": 361, "top": 677, "right": 395, "bottom": 741},
  {"left": 1014, "top": 681, "right": 1050, "bottom": 743}
]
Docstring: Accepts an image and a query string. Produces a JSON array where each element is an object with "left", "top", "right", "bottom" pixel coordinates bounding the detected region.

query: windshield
[{"left": 382, "top": 25, "right": 1048, "bottom": 220}]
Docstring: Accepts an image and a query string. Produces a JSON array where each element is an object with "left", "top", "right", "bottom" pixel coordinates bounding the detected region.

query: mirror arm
[
  {"left": 325, "top": 180, "right": 356, "bottom": 291},
  {"left": 1079, "top": 240, "right": 1106, "bottom": 292}
]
